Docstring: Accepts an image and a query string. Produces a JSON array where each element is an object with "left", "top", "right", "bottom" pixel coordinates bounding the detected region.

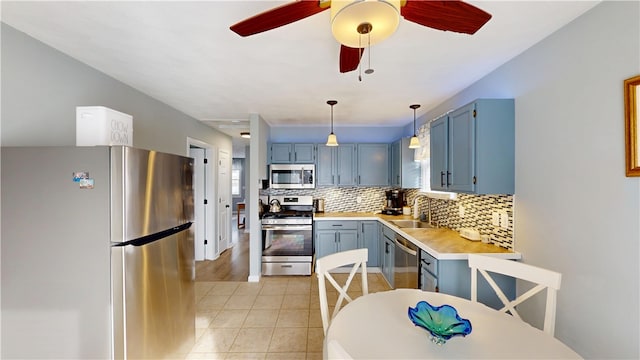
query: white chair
[
  {"left": 468, "top": 254, "right": 562, "bottom": 336},
  {"left": 316, "top": 248, "right": 369, "bottom": 335}
]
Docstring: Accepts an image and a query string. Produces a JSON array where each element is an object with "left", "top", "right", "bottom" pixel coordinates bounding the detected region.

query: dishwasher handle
[{"left": 394, "top": 237, "right": 417, "bottom": 257}]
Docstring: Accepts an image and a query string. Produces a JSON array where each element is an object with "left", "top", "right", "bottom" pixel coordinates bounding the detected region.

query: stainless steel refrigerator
[{"left": 1, "top": 146, "right": 196, "bottom": 359}]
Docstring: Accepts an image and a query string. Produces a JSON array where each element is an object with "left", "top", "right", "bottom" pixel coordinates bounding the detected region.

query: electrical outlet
[
  {"left": 499, "top": 211, "right": 509, "bottom": 229},
  {"left": 492, "top": 212, "right": 500, "bottom": 226},
  {"left": 356, "top": 196, "right": 362, "bottom": 204},
  {"left": 458, "top": 205, "right": 465, "bottom": 218}
]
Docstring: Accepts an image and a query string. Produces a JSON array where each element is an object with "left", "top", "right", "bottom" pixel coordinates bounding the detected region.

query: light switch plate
[
  {"left": 492, "top": 212, "right": 500, "bottom": 226},
  {"left": 499, "top": 212, "right": 509, "bottom": 228}
]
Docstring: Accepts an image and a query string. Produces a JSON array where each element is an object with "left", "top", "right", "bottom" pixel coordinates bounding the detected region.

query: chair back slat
[
  {"left": 316, "top": 248, "right": 369, "bottom": 335},
  {"left": 468, "top": 254, "right": 562, "bottom": 336}
]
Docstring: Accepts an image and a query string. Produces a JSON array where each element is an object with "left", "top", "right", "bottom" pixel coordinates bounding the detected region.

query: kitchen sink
[{"left": 389, "top": 220, "right": 434, "bottom": 229}]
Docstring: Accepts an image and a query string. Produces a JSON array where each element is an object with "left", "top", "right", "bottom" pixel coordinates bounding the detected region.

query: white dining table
[{"left": 324, "top": 289, "right": 581, "bottom": 359}]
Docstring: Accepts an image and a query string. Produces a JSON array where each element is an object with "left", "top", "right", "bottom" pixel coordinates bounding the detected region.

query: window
[
  {"left": 232, "top": 158, "right": 243, "bottom": 197},
  {"left": 232, "top": 169, "right": 240, "bottom": 196},
  {"left": 420, "top": 158, "right": 431, "bottom": 192},
  {"left": 416, "top": 124, "right": 456, "bottom": 200}
]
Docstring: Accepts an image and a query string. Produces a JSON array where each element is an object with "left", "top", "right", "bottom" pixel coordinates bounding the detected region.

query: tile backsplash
[
  {"left": 262, "top": 187, "right": 514, "bottom": 250},
  {"left": 407, "top": 191, "right": 514, "bottom": 250}
]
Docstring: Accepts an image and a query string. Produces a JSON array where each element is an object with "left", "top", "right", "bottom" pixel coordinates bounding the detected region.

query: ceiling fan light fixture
[
  {"left": 408, "top": 104, "right": 421, "bottom": 149},
  {"left": 326, "top": 100, "right": 339, "bottom": 146},
  {"left": 240, "top": 131, "right": 251, "bottom": 139},
  {"left": 331, "top": 0, "right": 400, "bottom": 48}
]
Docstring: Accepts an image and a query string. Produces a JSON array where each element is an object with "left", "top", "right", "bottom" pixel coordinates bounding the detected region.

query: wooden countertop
[{"left": 314, "top": 212, "right": 520, "bottom": 260}]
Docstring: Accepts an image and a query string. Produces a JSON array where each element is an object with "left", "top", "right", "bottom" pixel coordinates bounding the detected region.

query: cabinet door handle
[
  {"left": 440, "top": 171, "right": 445, "bottom": 187},
  {"left": 446, "top": 171, "right": 451, "bottom": 186}
]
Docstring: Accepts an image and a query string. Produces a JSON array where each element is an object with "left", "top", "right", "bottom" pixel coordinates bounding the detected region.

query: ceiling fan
[{"left": 230, "top": 0, "right": 492, "bottom": 73}]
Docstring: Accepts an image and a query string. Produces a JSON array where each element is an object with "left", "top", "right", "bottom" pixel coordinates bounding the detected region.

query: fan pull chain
[
  {"left": 358, "top": 33, "right": 362, "bottom": 82},
  {"left": 365, "top": 32, "right": 374, "bottom": 75}
]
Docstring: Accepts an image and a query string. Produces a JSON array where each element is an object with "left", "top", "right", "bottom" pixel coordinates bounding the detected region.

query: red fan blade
[
  {"left": 230, "top": 1, "right": 329, "bottom": 37},
  {"left": 339, "top": 45, "right": 363, "bottom": 73},
  {"left": 401, "top": 0, "right": 492, "bottom": 35}
]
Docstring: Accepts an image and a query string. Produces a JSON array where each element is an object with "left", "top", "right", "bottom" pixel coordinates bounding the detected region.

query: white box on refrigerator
[{"left": 76, "top": 106, "right": 133, "bottom": 146}]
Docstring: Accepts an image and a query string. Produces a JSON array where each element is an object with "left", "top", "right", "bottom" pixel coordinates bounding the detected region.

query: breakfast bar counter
[{"left": 314, "top": 212, "right": 520, "bottom": 260}]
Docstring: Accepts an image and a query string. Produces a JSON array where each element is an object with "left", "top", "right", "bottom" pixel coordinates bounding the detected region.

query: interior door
[
  {"left": 218, "top": 149, "right": 231, "bottom": 252},
  {"left": 189, "top": 145, "right": 215, "bottom": 260}
]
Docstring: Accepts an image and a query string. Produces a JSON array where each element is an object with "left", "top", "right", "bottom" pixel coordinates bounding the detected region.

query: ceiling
[{"left": 1, "top": 1, "right": 599, "bottom": 143}]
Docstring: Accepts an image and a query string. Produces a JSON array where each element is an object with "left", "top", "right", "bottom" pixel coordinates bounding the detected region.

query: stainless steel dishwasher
[{"left": 393, "top": 234, "right": 419, "bottom": 288}]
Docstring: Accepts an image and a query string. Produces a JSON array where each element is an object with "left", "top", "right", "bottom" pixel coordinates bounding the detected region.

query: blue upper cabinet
[
  {"left": 293, "top": 143, "right": 315, "bottom": 163},
  {"left": 270, "top": 143, "right": 316, "bottom": 164},
  {"left": 390, "top": 140, "right": 401, "bottom": 187},
  {"left": 430, "top": 115, "right": 449, "bottom": 191},
  {"left": 270, "top": 143, "right": 292, "bottom": 163},
  {"left": 391, "top": 138, "right": 421, "bottom": 188},
  {"left": 316, "top": 144, "right": 335, "bottom": 185},
  {"left": 336, "top": 145, "right": 357, "bottom": 186},
  {"left": 317, "top": 144, "right": 357, "bottom": 186},
  {"left": 430, "top": 99, "right": 514, "bottom": 194},
  {"left": 357, "top": 143, "right": 389, "bottom": 186}
]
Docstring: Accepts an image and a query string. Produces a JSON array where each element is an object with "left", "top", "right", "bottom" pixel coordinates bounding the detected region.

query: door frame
[
  {"left": 187, "top": 137, "right": 217, "bottom": 260},
  {"left": 217, "top": 148, "right": 232, "bottom": 252}
]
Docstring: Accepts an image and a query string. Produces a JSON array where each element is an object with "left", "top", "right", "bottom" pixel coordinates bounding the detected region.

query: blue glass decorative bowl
[{"left": 408, "top": 300, "right": 472, "bottom": 345}]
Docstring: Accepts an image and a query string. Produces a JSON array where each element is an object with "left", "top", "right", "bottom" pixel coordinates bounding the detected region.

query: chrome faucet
[{"left": 414, "top": 194, "right": 435, "bottom": 227}]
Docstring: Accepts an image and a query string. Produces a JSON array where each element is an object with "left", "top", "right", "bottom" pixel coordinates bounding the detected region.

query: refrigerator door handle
[{"left": 113, "top": 222, "right": 193, "bottom": 247}]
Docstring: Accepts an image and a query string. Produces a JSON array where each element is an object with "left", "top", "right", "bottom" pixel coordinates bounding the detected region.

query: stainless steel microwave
[{"left": 269, "top": 164, "right": 315, "bottom": 189}]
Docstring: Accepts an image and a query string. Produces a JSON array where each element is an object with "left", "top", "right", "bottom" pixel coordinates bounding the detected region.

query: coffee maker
[{"left": 382, "top": 189, "right": 406, "bottom": 215}]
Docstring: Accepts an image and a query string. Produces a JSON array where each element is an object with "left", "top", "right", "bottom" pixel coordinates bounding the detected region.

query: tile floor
[{"left": 188, "top": 273, "right": 391, "bottom": 359}]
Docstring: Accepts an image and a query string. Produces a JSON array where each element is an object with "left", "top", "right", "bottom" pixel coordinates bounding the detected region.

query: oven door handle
[{"left": 261, "top": 225, "right": 312, "bottom": 231}]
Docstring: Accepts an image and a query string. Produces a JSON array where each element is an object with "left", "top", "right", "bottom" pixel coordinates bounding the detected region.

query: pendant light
[
  {"left": 326, "top": 100, "right": 339, "bottom": 146},
  {"left": 408, "top": 104, "right": 421, "bottom": 149}
]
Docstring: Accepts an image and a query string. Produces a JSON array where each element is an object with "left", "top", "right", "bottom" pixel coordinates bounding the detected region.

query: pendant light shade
[
  {"left": 326, "top": 100, "right": 339, "bottom": 146},
  {"left": 326, "top": 133, "right": 338, "bottom": 146},
  {"left": 408, "top": 104, "right": 421, "bottom": 149},
  {"left": 409, "top": 135, "right": 420, "bottom": 149}
]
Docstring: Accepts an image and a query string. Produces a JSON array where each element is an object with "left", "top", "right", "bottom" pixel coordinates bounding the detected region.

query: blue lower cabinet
[
  {"left": 418, "top": 250, "right": 515, "bottom": 310},
  {"left": 314, "top": 220, "right": 380, "bottom": 269},
  {"left": 314, "top": 221, "right": 359, "bottom": 261}
]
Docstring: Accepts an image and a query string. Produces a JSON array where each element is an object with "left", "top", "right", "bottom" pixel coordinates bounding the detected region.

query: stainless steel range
[{"left": 261, "top": 195, "right": 314, "bottom": 276}]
